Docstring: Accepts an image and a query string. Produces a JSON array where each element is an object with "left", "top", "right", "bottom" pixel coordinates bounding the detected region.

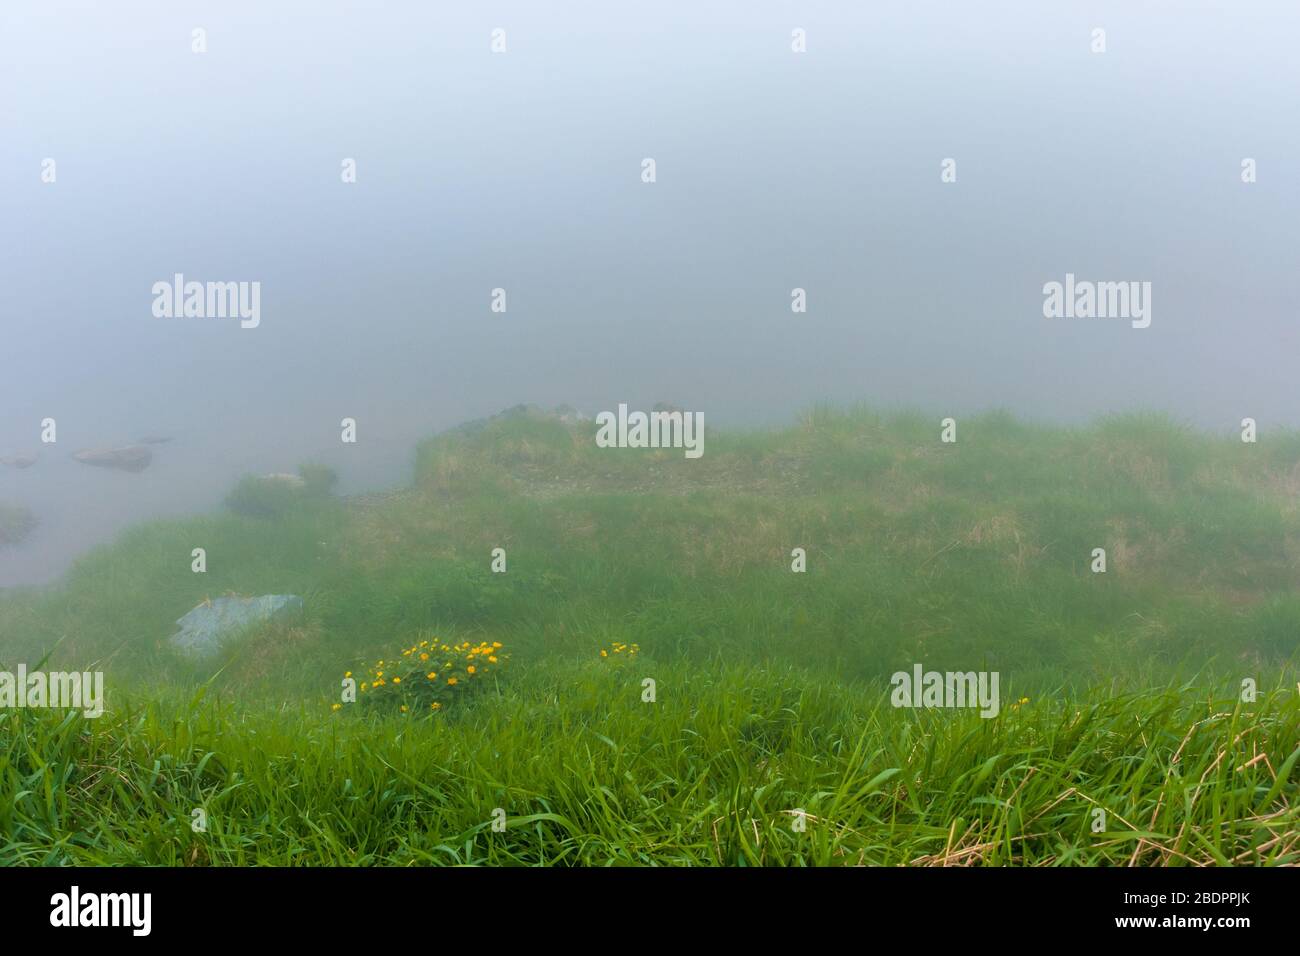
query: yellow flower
[
  {"left": 600, "top": 650, "right": 608, "bottom": 657},
  {"left": 392, "top": 677, "right": 401, "bottom": 684},
  {"left": 467, "top": 665, "right": 476, "bottom": 674},
  {"left": 331, "top": 703, "right": 342, "bottom": 711},
  {"left": 420, "top": 653, "right": 429, "bottom": 661},
  {"left": 400, "top": 705, "right": 408, "bottom": 713},
  {"left": 447, "top": 677, "right": 458, "bottom": 686},
  {"left": 488, "top": 656, "right": 498, "bottom": 664},
  {"left": 431, "top": 702, "right": 441, "bottom": 710},
  {"left": 493, "top": 642, "right": 502, "bottom": 649},
  {"left": 427, "top": 672, "right": 437, "bottom": 680},
  {"left": 344, "top": 671, "right": 352, "bottom": 678}
]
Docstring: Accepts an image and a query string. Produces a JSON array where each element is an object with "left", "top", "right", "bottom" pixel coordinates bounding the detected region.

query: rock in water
[
  {"left": 170, "top": 594, "right": 304, "bottom": 658},
  {"left": 73, "top": 446, "right": 153, "bottom": 473}
]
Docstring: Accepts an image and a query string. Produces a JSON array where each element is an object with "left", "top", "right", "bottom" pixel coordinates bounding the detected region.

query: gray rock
[
  {"left": 170, "top": 594, "right": 304, "bottom": 658},
  {"left": 0, "top": 455, "right": 37, "bottom": 469},
  {"left": 73, "top": 446, "right": 153, "bottom": 473},
  {"left": 553, "top": 404, "right": 589, "bottom": 424},
  {"left": 455, "top": 403, "right": 591, "bottom": 435}
]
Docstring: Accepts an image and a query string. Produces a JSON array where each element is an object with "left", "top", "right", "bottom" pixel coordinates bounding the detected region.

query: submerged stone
[{"left": 73, "top": 446, "right": 153, "bottom": 473}]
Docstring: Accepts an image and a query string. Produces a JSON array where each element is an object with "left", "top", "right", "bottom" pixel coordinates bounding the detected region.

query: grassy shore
[{"left": 1, "top": 406, "right": 1298, "bottom": 865}]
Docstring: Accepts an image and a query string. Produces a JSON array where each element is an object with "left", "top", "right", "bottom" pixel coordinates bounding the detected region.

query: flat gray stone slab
[
  {"left": 170, "top": 594, "right": 303, "bottom": 658},
  {"left": 73, "top": 446, "right": 153, "bottom": 473}
]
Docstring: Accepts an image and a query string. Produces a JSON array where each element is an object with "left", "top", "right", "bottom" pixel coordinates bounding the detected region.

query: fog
[{"left": 2, "top": 0, "right": 1297, "bottom": 585}]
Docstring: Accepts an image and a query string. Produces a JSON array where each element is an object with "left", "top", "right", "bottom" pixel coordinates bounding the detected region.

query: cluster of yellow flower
[
  {"left": 338, "top": 636, "right": 508, "bottom": 714},
  {"left": 598, "top": 641, "right": 639, "bottom": 659}
]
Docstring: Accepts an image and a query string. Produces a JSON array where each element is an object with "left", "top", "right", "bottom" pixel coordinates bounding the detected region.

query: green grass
[
  {"left": 0, "top": 504, "right": 37, "bottom": 548},
  {"left": 1, "top": 405, "right": 1298, "bottom": 865}
]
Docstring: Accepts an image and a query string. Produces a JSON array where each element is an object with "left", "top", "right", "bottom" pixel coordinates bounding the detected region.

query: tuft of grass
[{"left": 0, "top": 503, "right": 37, "bottom": 548}]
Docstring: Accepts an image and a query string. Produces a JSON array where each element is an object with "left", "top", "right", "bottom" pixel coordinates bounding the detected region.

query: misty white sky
[{"left": 1, "top": 0, "right": 1297, "bottom": 584}]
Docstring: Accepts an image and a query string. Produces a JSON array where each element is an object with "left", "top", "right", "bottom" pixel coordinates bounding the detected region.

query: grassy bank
[{"left": 1, "top": 406, "right": 1298, "bottom": 864}]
